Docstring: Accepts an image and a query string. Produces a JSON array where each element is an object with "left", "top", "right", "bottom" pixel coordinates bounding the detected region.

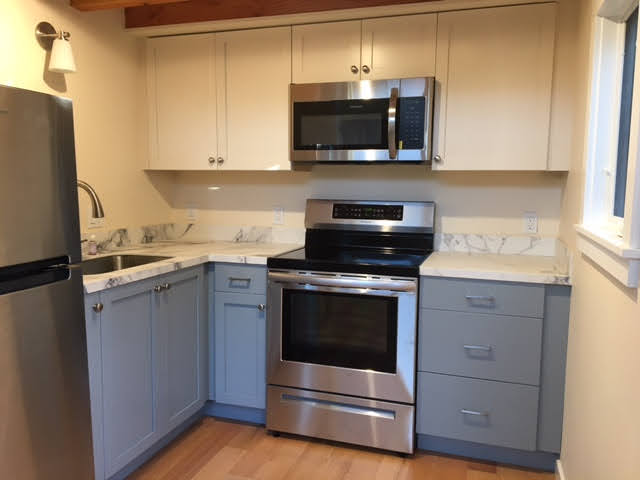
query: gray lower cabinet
[
  {"left": 417, "top": 276, "right": 570, "bottom": 466},
  {"left": 84, "top": 266, "right": 207, "bottom": 480},
  {"left": 214, "top": 291, "right": 267, "bottom": 409}
]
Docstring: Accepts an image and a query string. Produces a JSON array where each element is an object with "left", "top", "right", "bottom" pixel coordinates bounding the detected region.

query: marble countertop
[
  {"left": 420, "top": 252, "right": 571, "bottom": 285},
  {"left": 82, "top": 241, "right": 301, "bottom": 294}
]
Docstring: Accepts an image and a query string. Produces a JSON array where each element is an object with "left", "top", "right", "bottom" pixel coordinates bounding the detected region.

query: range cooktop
[{"left": 268, "top": 200, "right": 435, "bottom": 277}]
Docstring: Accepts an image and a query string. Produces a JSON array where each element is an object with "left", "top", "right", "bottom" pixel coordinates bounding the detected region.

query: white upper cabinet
[
  {"left": 361, "top": 14, "right": 437, "bottom": 80},
  {"left": 293, "top": 15, "right": 436, "bottom": 83},
  {"left": 292, "top": 21, "right": 362, "bottom": 83},
  {"left": 432, "top": 4, "right": 557, "bottom": 171},
  {"left": 215, "top": 27, "right": 291, "bottom": 171},
  {"left": 147, "top": 34, "right": 216, "bottom": 170}
]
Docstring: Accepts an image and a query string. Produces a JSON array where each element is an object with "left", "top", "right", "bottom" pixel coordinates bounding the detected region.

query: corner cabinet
[
  {"left": 84, "top": 266, "right": 207, "bottom": 480},
  {"left": 432, "top": 3, "right": 557, "bottom": 170},
  {"left": 146, "top": 27, "right": 291, "bottom": 171},
  {"left": 292, "top": 15, "right": 437, "bottom": 83}
]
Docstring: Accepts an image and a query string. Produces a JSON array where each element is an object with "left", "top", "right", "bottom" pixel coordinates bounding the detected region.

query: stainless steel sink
[{"left": 81, "top": 254, "right": 172, "bottom": 275}]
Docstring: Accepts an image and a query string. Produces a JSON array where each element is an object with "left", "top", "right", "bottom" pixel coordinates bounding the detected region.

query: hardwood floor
[{"left": 130, "top": 418, "right": 554, "bottom": 480}]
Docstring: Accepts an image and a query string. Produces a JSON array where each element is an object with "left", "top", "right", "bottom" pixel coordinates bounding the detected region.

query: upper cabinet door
[
  {"left": 147, "top": 34, "right": 216, "bottom": 170},
  {"left": 292, "top": 21, "right": 362, "bottom": 83},
  {"left": 433, "top": 4, "right": 556, "bottom": 171},
  {"left": 215, "top": 27, "right": 291, "bottom": 170},
  {"left": 361, "top": 14, "right": 437, "bottom": 80}
]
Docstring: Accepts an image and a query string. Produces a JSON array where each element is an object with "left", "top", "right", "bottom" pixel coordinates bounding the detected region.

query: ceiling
[{"left": 70, "top": 0, "right": 440, "bottom": 28}]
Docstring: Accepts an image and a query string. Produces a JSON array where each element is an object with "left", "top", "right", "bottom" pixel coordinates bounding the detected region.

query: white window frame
[{"left": 578, "top": 0, "right": 640, "bottom": 288}]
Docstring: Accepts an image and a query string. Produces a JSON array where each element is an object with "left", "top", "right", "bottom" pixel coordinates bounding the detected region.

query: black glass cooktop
[{"left": 268, "top": 229, "right": 433, "bottom": 277}]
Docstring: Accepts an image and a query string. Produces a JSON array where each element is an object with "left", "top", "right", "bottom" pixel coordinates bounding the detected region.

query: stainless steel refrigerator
[{"left": 0, "top": 85, "right": 94, "bottom": 478}]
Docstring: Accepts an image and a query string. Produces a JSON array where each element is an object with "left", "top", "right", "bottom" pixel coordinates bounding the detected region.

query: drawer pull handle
[
  {"left": 460, "top": 409, "right": 489, "bottom": 417},
  {"left": 463, "top": 344, "right": 493, "bottom": 352},
  {"left": 465, "top": 295, "right": 495, "bottom": 302},
  {"left": 229, "top": 277, "right": 251, "bottom": 284}
]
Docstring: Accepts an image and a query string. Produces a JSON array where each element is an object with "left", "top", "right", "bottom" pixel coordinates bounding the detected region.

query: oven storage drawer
[
  {"left": 418, "top": 309, "right": 542, "bottom": 385},
  {"left": 416, "top": 372, "right": 539, "bottom": 451},
  {"left": 267, "top": 385, "right": 415, "bottom": 453},
  {"left": 215, "top": 264, "right": 267, "bottom": 295},
  {"left": 420, "top": 277, "right": 545, "bottom": 318}
]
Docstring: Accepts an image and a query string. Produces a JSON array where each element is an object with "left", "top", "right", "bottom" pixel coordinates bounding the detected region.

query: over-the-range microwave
[{"left": 290, "top": 77, "right": 434, "bottom": 163}]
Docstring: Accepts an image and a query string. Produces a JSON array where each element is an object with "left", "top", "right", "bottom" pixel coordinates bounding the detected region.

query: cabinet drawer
[
  {"left": 214, "top": 264, "right": 267, "bottom": 295},
  {"left": 420, "top": 277, "right": 544, "bottom": 318},
  {"left": 417, "top": 372, "right": 539, "bottom": 451},
  {"left": 419, "top": 309, "right": 542, "bottom": 385}
]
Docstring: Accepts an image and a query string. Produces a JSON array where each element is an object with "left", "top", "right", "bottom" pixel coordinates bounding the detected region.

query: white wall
[
  {"left": 172, "top": 167, "right": 566, "bottom": 236},
  {"left": 0, "top": 0, "right": 172, "bottom": 232},
  {"left": 558, "top": 1, "right": 640, "bottom": 479}
]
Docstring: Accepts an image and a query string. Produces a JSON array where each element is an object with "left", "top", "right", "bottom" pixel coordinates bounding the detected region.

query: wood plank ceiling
[{"left": 71, "top": 0, "right": 439, "bottom": 28}]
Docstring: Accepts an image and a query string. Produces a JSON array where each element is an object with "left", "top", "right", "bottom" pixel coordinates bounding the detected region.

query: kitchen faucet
[{"left": 77, "top": 179, "right": 105, "bottom": 218}]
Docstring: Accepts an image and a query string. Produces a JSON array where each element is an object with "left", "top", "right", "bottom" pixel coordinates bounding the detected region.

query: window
[
  {"left": 614, "top": 7, "right": 637, "bottom": 218},
  {"left": 578, "top": 1, "right": 640, "bottom": 288}
]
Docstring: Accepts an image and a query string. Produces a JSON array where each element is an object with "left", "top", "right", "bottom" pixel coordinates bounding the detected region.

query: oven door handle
[
  {"left": 388, "top": 87, "right": 398, "bottom": 160},
  {"left": 268, "top": 271, "right": 416, "bottom": 293}
]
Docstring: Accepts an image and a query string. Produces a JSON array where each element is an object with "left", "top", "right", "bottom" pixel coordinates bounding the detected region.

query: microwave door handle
[{"left": 388, "top": 87, "right": 398, "bottom": 160}]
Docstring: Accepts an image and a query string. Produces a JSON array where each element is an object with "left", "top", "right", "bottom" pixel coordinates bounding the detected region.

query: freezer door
[
  {"left": 0, "top": 86, "right": 81, "bottom": 267},
  {"left": 0, "top": 267, "right": 94, "bottom": 480}
]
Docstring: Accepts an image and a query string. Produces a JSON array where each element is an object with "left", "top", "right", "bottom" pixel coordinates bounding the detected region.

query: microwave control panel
[
  {"left": 397, "top": 97, "right": 426, "bottom": 150},
  {"left": 332, "top": 204, "right": 404, "bottom": 221}
]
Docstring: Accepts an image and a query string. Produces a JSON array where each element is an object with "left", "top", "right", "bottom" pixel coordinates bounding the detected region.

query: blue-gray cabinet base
[
  {"left": 214, "top": 291, "right": 267, "bottom": 409},
  {"left": 84, "top": 266, "right": 207, "bottom": 480}
]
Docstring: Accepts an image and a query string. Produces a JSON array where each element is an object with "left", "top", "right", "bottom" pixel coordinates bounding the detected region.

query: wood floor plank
[{"left": 129, "top": 419, "right": 555, "bottom": 480}]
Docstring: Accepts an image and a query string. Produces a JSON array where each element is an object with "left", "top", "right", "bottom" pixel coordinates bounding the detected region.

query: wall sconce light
[{"left": 35, "top": 21, "right": 76, "bottom": 74}]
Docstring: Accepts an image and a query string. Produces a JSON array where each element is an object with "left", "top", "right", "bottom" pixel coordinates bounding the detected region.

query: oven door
[{"left": 267, "top": 270, "right": 417, "bottom": 404}]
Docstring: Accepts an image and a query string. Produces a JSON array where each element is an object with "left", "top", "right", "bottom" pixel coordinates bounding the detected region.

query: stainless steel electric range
[{"left": 266, "top": 199, "right": 435, "bottom": 454}]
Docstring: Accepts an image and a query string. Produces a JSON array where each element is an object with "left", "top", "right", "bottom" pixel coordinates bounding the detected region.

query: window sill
[{"left": 575, "top": 224, "right": 640, "bottom": 287}]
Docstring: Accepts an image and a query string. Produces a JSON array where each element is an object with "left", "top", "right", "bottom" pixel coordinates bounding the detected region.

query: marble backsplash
[
  {"left": 82, "top": 223, "right": 563, "bottom": 258},
  {"left": 434, "top": 233, "right": 562, "bottom": 257}
]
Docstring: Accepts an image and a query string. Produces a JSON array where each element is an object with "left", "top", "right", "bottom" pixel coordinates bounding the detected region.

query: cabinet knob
[
  {"left": 433, "top": 155, "right": 442, "bottom": 163},
  {"left": 257, "top": 304, "right": 266, "bottom": 311},
  {"left": 92, "top": 303, "right": 103, "bottom": 313},
  {"left": 350, "top": 65, "right": 359, "bottom": 74},
  {"left": 361, "top": 65, "right": 370, "bottom": 74},
  {"left": 162, "top": 283, "right": 171, "bottom": 290},
  {"left": 153, "top": 285, "right": 163, "bottom": 293},
  {"left": 208, "top": 156, "right": 216, "bottom": 165},
  {"left": 217, "top": 156, "right": 224, "bottom": 165}
]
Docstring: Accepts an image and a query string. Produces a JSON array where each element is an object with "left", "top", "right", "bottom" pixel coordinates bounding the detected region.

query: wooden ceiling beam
[
  {"left": 71, "top": 0, "right": 189, "bottom": 12},
  {"left": 124, "top": 0, "right": 436, "bottom": 29}
]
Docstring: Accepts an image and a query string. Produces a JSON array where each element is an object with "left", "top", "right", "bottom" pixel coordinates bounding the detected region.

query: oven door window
[
  {"left": 281, "top": 289, "right": 398, "bottom": 373},
  {"left": 293, "top": 99, "right": 389, "bottom": 150}
]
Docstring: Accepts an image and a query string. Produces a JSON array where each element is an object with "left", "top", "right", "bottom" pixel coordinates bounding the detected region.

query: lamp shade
[{"left": 50, "top": 37, "right": 76, "bottom": 73}]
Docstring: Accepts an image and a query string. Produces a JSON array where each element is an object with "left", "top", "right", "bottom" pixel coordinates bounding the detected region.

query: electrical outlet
[
  {"left": 523, "top": 211, "right": 538, "bottom": 234},
  {"left": 87, "top": 217, "right": 104, "bottom": 229},
  {"left": 273, "top": 207, "right": 284, "bottom": 225},
  {"left": 186, "top": 208, "right": 197, "bottom": 221}
]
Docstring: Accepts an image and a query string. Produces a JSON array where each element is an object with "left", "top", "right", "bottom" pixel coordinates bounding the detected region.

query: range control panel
[{"left": 332, "top": 203, "right": 404, "bottom": 220}]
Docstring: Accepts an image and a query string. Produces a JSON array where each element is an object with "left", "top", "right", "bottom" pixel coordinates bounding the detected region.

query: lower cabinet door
[
  {"left": 214, "top": 292, "right": 267, "bottom": 408},
  {"left": 100, "top": 279, "right": 158, "bottom": 478},
  {"left": 417, "top": 372, "right": 539, "bottom": 451},
  {"left": 156, "top": 268, "right": 207, "bottom": 432}
]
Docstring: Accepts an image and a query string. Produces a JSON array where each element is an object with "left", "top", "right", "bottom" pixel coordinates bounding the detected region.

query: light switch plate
[
  {"left": 273, "top": 207, "right": 284, "bottom": 225},
  {"left": 87, "top": 217, "right": 104, "bottom": 229},
  {"left": 186, "top": 208, "right": 197, "bottom": 221}
]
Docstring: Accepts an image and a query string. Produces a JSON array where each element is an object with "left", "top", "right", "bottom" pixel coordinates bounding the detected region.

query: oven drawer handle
[
  {"left": 268, "top": 272, "right": 416, "bottom": 292},
  {"left": 281, "top": 394, "right": 396, "bottom": 420},
  {"left": 460, "top": 409, "right": 489, "bottom": 417}
]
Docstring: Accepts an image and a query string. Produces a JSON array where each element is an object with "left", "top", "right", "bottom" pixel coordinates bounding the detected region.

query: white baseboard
[{"left": 556, "top": 460, "right": 567, "bottom": 480}]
